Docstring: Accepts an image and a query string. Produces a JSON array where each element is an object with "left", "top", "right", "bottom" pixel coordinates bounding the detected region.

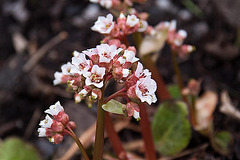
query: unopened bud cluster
[{"left": 37, "top": 101, "right": 76, "bottom": 144}]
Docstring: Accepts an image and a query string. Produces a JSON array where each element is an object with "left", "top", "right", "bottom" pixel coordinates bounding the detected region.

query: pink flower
[
  {"left": 126, "top": 15, "right": 139, "bottom": 27},
  {"left": 39, "top": 115, "right": 53, "bottom": 128},
  {"left": 135, "top": 76, "right": 157, "bottom": 105},
  {"left": 117, "top": 50, "right": 139, "bottom": 66},
  {"left": 37, "top": 128, "right": 46, "bottom": 137},
  {"left": 137, "top": 20, "right": 148, "bottom": 32},
  {"left": 83, "top": 65, "right": 106, "bottom": 88},
  {"left": 53, "top": 72, "right": 64, "bottom": 85},
  {"left": 97, "top": 43, "right": 122, "bottom": 63},
  {"left": 71, "top": 53, "right": 92, "bottom": 75},
  {"left": 61, "top": 62, "right": 75, "bottom": 75},
  {"left": 135, "top": 62, "right": 151, "bottom": 78},
  {"left": 45, "top": 101, "right": 64, "bottom": 116},
  {"left": 99, "top": 0, "right": 112, "bottom": 9},
  {"left": 91, "top": 14, "right": 115, "bottom": 34}
]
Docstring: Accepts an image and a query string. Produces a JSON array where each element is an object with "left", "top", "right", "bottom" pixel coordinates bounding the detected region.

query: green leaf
[
  {"left": 152, "top": 101, "right": 191, "bottom": 156},
  {"left": 211, "top": 131, "right": 232, "bottom": 156},
  {"left": 102, "top": 99, "right": 124, "bottom": 114},
  {"left": 0, "top": 137, "right": 41, "bottom": 160},
  {"left": 167, "top": 84, "right": 181, "bottom": 99}
]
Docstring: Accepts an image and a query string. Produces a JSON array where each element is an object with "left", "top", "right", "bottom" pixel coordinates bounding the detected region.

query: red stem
[
  {"left": 139, "top": 103, "right": 157, "bottom": 160},
  {"left": 105, "top": 112, "right": 129, "bottom": 160},
  {"left": 104, "top": 87, "right": 126, "bottom": 103}
]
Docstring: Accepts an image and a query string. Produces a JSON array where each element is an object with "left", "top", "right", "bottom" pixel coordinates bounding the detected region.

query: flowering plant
[{"left": 37, "top": 0, "right": 231, "bottom": 159}]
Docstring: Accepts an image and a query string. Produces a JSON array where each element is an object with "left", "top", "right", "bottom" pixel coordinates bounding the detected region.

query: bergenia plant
[{"left": 38, "top": 1, "right": 158, "bottom": 158}]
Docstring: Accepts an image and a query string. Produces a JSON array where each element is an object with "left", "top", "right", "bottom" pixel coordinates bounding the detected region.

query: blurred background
[{"left": 0, "top": 0, "right": 240, "bottom": 159}]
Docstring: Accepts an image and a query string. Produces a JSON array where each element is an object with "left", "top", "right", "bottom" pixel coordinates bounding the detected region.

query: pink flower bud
[
  {"left": 53, "top": 133, "right": 64, "bottom": 144},
  {"left": 55, "top": 111, "right": 69, "bottom": 125},
  {"left": 119, "top": 44, "right": 127, "bottom": 50},
  {"left": 68, "top": 121, "right": 77, "bottom": 130},
  {"left": 112, "top": 0, "right": 121, "bottom": 9},
  {"left": 108, "top": 39, "right": 121, "bottom": 48},
  {"left": 92, "top": 88, "right": 102, "bottom": 100},
  {"left": 51, "top": 121, "right": 65, "bottom": 133},
  {"left": 138, "top": 12, "right": 149, "bottom": 20},
  {"left": 45, "top": 128, "right": 54, "bottom": 137},
  {"left": 112, "top": 67, "right": 124, "bottom": 80},
  {"left": 127, "top": 85, "right": 138, "bottom": 99},
  {"left": 125, "top": 74, "right": 138, "bottom": 89}
]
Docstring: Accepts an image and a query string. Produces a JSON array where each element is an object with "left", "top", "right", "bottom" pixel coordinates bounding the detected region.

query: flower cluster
[
  {"left": 37, "top": 101, "right": 76, "bottom": 144},
  {"left": 53, "top": 43, "right": 157, "bottom": 119},
  {"left": 91, "top": 13, "right": 148, "bottom": 44},
  {"left": 90, "top": 0, "right": 147, "bottom": 10},
  {"left": 155, "top": 20, "right": 195, "bottom": 57}
]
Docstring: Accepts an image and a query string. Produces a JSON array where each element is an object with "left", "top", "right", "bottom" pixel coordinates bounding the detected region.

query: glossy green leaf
[
  {"left": 167, "top": 84, "right": 181, "bottom": 99},
  {"left": 152, "top": 101, "right": 191, "bottom": 156},
  {"left": 0, "top": 137, "right": 41, "bottom": 160},
  {"left": 102, "top": 99, "right": 124, "bottom": 114},
  {"left": 211, "top": 131, "right": 232, "bottom": 156}
]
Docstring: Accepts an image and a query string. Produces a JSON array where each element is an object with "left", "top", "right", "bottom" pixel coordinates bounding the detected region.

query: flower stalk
[
  {"left": 66, "top": 126, "right": 90, "bottom": 160},
  {"left": 93, "top": 87, "right": 106, "bottom": 160}
]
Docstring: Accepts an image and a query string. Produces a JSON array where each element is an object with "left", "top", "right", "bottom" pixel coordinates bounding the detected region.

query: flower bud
[
  {"left": 53, "top": 133, "right": 64, "bottom": 144},
  {"left": 92, "top": 89, "right": 102, "bottom": 100},
  {"left": 68, "top": 121, "right": 77, "bottom": 130},
  {"left": 127, "top": 85, "right": 138, "bottom": 99},
  {"left": 51, "top": 121, "right": 65, "bottom": 133},
  {"left": 55, "top": 111, "right": 69, "bottom": 125},
  {"left": 108, "top": 39, "right": 121, "bottom": 48}
]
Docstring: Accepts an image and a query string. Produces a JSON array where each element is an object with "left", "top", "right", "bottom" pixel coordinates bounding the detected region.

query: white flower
[
  {"left": 73, "top": 50, "right": 80, "bottom": 57},
  {"left": 53, "top": 72, "right": 63, "bottom": 85},
  {"left": 71, "top": 53, "right": 92, "bottom": 75},
  {"left": 135, "top": 62, "right": 151, "bottom": 78},
  {"left": 97, "top": 43, "right": 122, "bottom": 63},
  {"left": 169, "top": 20, "right": 176, "bottom": 31},
  {"left": 133, "top": 110, "right": 140, "bottom": 120},
  {"left": 178, "top": 30, "right": 187, "bottom": 38},
  {"left": 39, "top": 115, "right": 53, "bottom": 128},
  {"left": 82, "top": 48, "right": 98, "bottom": 58},
  {"left": 122, "top": 69, "right": 130, "bottom": 77},
  {"left": 37, "top": 128, "right": 46, "bottom": 137},
  {"left": 135, "top": 76, "right": 157, "bottom": 105},
  {"left": 126, "top": 15, "right": 139, "bottom": 27},
  {"left": 91, "top": 14, "right": 114, "bottom": 34},
  {"left": 83, "top": 65, "right": 106, "bottom": 88},
  {"left": 118, "top": 50, "right": 139, "bottom": 64},
  {"left": 45, "top": 101, "right": 64, "bottom": 116},
  {"left": 49, "top": 137, "right": 54, "bottom": 143},
  {"left": 61, "top": 62, "right": 75, "bottom": 75},
  {"left": 137, "top": 20, "right": 148, "bottom": 32},
  {"left": 99, "top": 0, "right": 112, "bottom": 9},
  {"left": 79, "top": 88, "right": 89, "bottom": 97},
  {"left": 90, "top": 0, "right": 98, "bottom": 3}
]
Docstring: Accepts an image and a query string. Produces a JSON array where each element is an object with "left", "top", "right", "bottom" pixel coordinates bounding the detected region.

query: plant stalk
[
  {"left": 171, "top": 50, "right": 195, "bottom": 125},
  {"left": 93, "top": 87, "right": 106, "bottom": 160},
  {"left": 139, "top": 103, "right": 157, "bottom": 160},
  {"left": 66, "top": 126, "right": 90, "bottom": 160},
  {"left": 105, "top": 113, "right": 129, "bottom": 160}
]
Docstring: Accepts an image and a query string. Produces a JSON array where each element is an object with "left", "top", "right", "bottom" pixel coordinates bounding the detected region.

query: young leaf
[
  {"left": 139, "top": 29, "right": 168, "bottom": 56},
  {"left": 211, "top": 131, "right": 232, "bottom": 156},
  {"left": 152, "top": 101, "right": 191, "bottom": 156},
  {"left": 102, "top": 99, "right": 124, "bottom": 114},
  {"left": 0, "top": 137, "right": 41, "bottom": 160}
]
